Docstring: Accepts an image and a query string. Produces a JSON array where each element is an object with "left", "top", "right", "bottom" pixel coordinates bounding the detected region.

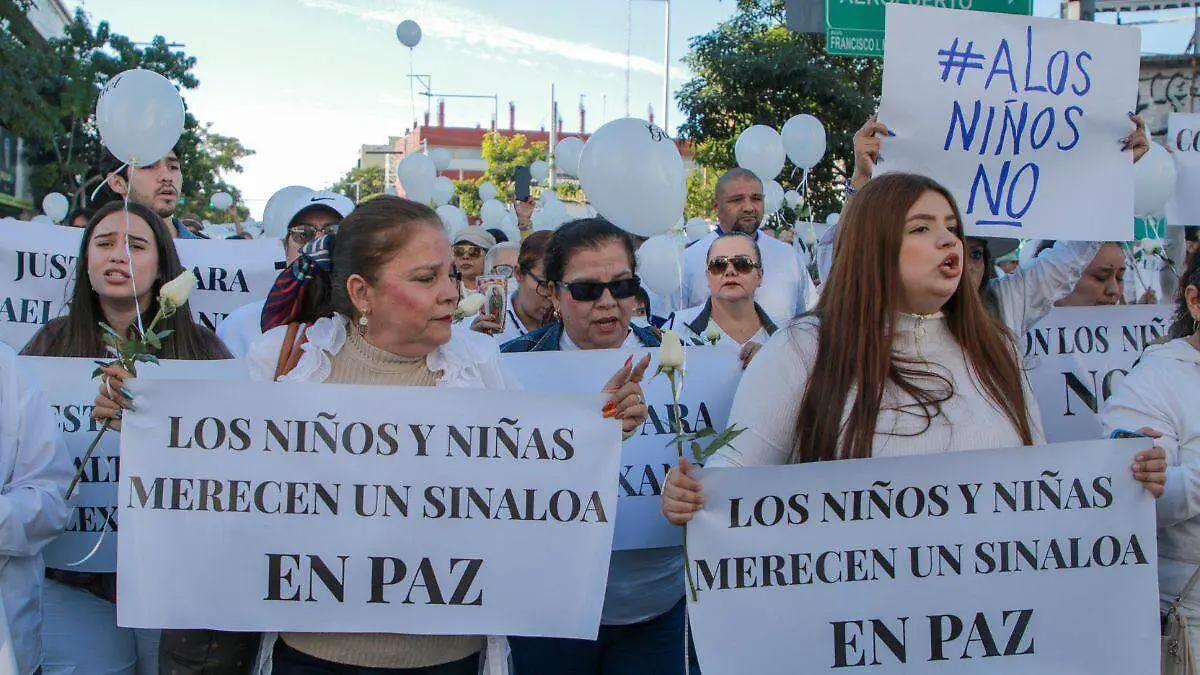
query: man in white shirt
[{"left": 681, "top": 168, "right": 816, "bottom": 323}]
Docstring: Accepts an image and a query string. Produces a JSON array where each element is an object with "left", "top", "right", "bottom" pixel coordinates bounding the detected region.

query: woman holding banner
[
  {"left": 841, "top": 115, "right": 1150, "bottom": 334},
  {"left": 501, "top": 217, "right": 693, "bottom": 675},
  {"left": 662, "top": 173, "right": 1166, "bottom": 518},
  {"left": 1103, "top": 251, "right": 1200, "bottom": 664},
  {"left": 23, "top": 200, "right": 234, "bottom": 675},
  {"left": 109, "top": 196, "right": 644, "bottom": 675}
]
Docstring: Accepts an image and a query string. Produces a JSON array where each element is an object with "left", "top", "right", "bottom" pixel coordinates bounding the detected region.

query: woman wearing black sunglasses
[
  {"left": 665, "top": 233, "right": 777, "bottom": 369},
  {"left": 501, "top": 218, "right": 691, "bottom": 675}
]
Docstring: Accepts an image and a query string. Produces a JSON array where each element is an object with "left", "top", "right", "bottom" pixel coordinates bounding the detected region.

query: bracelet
[{"left": 843, "top": 180, "right": 859, "bottom": 197}]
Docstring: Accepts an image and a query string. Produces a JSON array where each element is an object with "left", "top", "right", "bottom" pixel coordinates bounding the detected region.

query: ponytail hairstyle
[{"left": 261, "top": 196, "right": 442, "bottom": 331}]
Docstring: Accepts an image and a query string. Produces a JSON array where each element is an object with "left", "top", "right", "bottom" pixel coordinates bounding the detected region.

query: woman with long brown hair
[
  {"left": 662, "top": 173, "right": 1166, "bottom": 522},
  {"left": 22, "top": 200, "right": 234, "bottom": 674}
]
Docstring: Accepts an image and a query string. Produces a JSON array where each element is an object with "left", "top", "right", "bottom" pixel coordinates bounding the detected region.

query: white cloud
[{"left": 298, "top": 0, "right": 688, "bottom": 81}]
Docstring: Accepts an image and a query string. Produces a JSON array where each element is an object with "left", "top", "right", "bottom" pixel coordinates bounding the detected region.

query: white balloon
[
  {"left": 636, "top": 234, "right": 684, "bottom": 296},
  {"left": 825, "top": 212, "right": 840, "bottom": 226},
  {"left": 553, "top": 137, "right": 585, "bottom": 178},
  {"left": 398, "top": 153, "right": 437, "bottom": 205},
  {"left": 96, "top": 69, "right": 186, "bottom": 167},
  {"left": 781, "top": 114, "right": 828, "bottom": 169},
  {"left": 478, "top": 181, "right": 498, "bottom": 202},
  {"left": 432, "top": 176, "right": 455, "bottom": 206},
  {"left": 685, "top": 217, "right": 711, "bottom": 241},
  {"left": 429, "top": 147, "right": 452, "bottom": 172},
  {"left": 436, "top": 204, "right": 468, "bottom": 238},
  {"left": 530, "top": 160, "right": 549, "bottom": 182},
  {"left": 500, "top": 213, "right": 521, "bottom": 243},
  {"left": 262, "top": 185, "right": 312, "bottom": 238},
  {"left": 734, "top": 125, "right": 785, "bottom": 181},
  {"left": 383, "top": 185, "right": 399, "bottom": 196},
  {"left": 41, "top": 193, "right": 69, "bottom": 223},
  {"left": 396, "top": 20, "right": 422, "bottom": 48},
  {"left": 784, "top": 190, "right": 802, "bottom": 208},
  {"left": 763, "top": 180, "right": 785, "bottom": 214},
  {"left": 210, "top": 192, "right": 233, "bottom": 211},
  {"left": 1134, "top": 143, "right": 1176, "bottom": 216},
  {"left": 579, "top": 118, "right": 686, "bottom": 237},
  {"left": 480, "top": 199, "right": 507, "bottom": 228}
]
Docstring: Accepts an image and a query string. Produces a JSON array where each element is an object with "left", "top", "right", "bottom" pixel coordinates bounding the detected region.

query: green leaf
[
  {"left": 100, "top": 333, "right": 121, "bottom": 349},
  {"left": 156, "top": 330, "right": 174, "bottom": 341},
  {"left": 91, "top": 367, "right": 104, "bottom": 379},
  {"left": 144, "top": 332, "right": 161, "bottom": 350},
  {"left": 135, "top": 353, "right": 159, "bottom": 366},
  {"left": 98, "top": 322, "right": 122, "bottom": 340}
]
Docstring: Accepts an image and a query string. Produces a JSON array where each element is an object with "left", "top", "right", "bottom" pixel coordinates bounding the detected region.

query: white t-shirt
[
  {"left": 680, "top": 231, "right": 817, "bottom": 325},
  {"left": 215, "top": 299, "right": 266, "bottom": 358}
]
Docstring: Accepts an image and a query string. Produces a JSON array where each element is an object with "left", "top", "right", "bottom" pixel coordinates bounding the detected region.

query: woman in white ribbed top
[{"left": 663, "top": 173, "right": 1167, "bottom": 523}]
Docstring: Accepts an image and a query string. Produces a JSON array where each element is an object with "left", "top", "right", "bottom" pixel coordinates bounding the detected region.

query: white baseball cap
[{"left": 285, "top": 190, "right": 355, "bottom": 227}]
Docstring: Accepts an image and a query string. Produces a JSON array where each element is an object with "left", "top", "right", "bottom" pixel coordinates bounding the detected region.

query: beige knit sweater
[{"left": 280, "top": 325, "right": 484, "bottom": 668}]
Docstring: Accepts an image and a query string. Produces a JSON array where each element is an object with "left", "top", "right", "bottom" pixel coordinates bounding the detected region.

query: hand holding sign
[
  {"left": 601, "top": 353, "right": 652, "bottom": 436},
  {"left": 851, "top": 117, "right": 893, "bottom": 187}
]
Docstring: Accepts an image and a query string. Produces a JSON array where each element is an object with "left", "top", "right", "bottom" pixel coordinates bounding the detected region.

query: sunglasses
[
  {"left": 490, "top": 264, "right": 515, "bottom": 278},
  {"left": 707, "top": 255, "right": 760, "bottom": 275},
  {"left": 558, "top": 276, "right": 642, "bottom": 302},
  {"left": 453, "top": 244, "right": 485, "bottom": 259},
  {"left": 288, "top": 223, "right": 339, "bottom": 242}
]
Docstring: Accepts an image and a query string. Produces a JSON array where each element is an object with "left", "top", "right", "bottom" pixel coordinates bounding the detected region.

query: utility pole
[
  {"left": 549, "top": 84, "right": 558, "bottom": 189},
  {"left": 662, "top": 0, "right": 671, "bottom": 133}
]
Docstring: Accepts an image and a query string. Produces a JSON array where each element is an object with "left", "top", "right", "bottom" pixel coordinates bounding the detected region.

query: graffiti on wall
[{"left": 1137, "top": 63, "right": 1198, "bottom": 137}]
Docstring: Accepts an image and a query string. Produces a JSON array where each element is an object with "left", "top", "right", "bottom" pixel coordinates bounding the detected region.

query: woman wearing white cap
[
  {"left": 452, "top": 228, "right": 496, "bottom": 294},
  {"left": 216, "top": 189, "right": 355, "bottom": 357}
]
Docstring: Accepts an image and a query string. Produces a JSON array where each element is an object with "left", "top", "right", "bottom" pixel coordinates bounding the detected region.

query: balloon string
[
  {"left": 90, "top": 164, "right": 127, "bottom": 203},
  {"left": 123, "top": 166, "right": 145, "bottom": 339},
  {"left": 64, "top": 510, "right": 111, "bottom": 567}
]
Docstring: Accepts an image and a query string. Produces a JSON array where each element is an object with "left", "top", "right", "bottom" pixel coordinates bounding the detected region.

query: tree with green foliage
[
  {"left": 1, "top": 5, "right": 253, "bottom": 216},
  {"left": 684, "top": 168, "right": 717, "bottom": 220},
  {"left": 331, "top": 165, "right": 385, "bottom": 204},
  {"left": 453, "top": 131, "right": 549, "bottom": 217},
  {"left": 676, "top": 0, "right": 880, "bottom": 222}
]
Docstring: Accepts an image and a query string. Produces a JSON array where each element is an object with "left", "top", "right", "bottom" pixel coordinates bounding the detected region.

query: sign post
[{"left": 825, "top": 0, "right": 1033, "bottom": 58}]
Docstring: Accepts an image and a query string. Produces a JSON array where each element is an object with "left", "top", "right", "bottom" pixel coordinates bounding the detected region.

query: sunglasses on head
[
  {"left": 707, "top": 255, "right": 760, "bottom": 275},
  {"left": 558, "top": 276, "right": 642, "bottom": 302},
  {"left": 453, "top": 244, "right": 485, "bottom": 259},
  {"left": 490, "top": 264, "right": 515, "bottom": 278}
]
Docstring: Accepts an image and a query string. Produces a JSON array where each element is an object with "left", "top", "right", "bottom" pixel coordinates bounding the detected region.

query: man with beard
[
  {"left": 680, "top": 168, "right": 816, "bottom": 323},
  {"left": 104, "top": 148, "right": 205, "bottom": 239}
]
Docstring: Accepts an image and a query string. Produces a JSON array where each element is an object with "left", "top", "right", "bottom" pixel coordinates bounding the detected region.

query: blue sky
[{"left": 70, "top": 0, "right": 1195, "bottom": 218}]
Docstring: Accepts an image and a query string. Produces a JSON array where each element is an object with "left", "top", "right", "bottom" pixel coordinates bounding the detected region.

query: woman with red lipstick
[
  {"left": 22, "top": 200, "right": 232, "bottom": 675},
  {"left": 172, "top": 197, "right": 645, "bottom": 675},
  {"left": 662, "top": 173, "right": 1167, "bottom": 521},
  {"left": 500, "top": 218, "right": 691, "bottom": 675},
  {"left": 665, "top": 232, "right": 777, "bottom": 368}
]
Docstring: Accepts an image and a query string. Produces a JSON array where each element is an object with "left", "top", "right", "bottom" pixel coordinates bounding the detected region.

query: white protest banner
[
  {"left": 688, "top": 439, "right": 1159, "bottom": 675},
  {"left": 504, "top": 346, "right": 743, "bottom": 550},
  {"left": 25, "top": 357, "right": 247, "bottom": 572},
  {"left": 117, "top": 379, "right": 619, "bottom": 636},
  {"left": 1167, "top": 112, "right": 1200, "bottom": 226},
  {"left": 1022, "top": 305, "right": 1171, "bottom": 442},
  {"left": 878, "top": 5, "right": 1139, "bottom": 241},
  {"left": 0, "top": 224, "right": 284, "bottom": 349}
]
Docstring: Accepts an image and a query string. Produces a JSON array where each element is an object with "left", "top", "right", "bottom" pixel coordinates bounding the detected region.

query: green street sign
[{"left": 825, "top": 0, "right": 1033, "bottom": 58}]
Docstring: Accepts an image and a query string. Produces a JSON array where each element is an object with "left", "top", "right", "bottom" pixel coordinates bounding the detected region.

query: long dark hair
[
  {"left": 793, "top": 173, "right": 1034, "bottom": 463},
  {"left": 289, "top": 196, "right": 443, "bottom": 325},
  {"left": 21, "top": 201, "right": 228, "bottom": 359},
  {"left": 1170, "top": 249, "right": 1200, "bottom": 339}
]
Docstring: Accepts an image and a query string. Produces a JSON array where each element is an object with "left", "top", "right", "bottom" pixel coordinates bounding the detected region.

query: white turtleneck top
[{"left": 709, "top": 313, "right": 1046, "bottom": 468}]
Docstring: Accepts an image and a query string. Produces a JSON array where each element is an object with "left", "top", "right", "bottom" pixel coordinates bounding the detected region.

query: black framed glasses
[
  {"left": 707, "top": 255, "right": 760, "bottom": 275},
  {"left": 558, "top": 276, "right": 642, "bottom": 302}
]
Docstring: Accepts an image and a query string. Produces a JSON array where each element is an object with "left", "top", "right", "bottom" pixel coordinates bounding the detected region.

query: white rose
[
  {"left": 659, "top": 329, "right": 685, "bottom": 369},
  {"left": 703, "top": 319, "right": 722, "bottom": 344},
  {"left": 158, "top": 270, "right": 197, "bottom": 309},
  {"left": 455, "top": 293, "right": 486, "bottom": 320},
  {"left": 1139, "top": 239, "right": 1163, "bottom": 256}
]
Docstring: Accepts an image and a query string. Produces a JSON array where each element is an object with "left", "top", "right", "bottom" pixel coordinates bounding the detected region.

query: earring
[{"left": 358, "top": 308, "right": 370, "bottom": 335}]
